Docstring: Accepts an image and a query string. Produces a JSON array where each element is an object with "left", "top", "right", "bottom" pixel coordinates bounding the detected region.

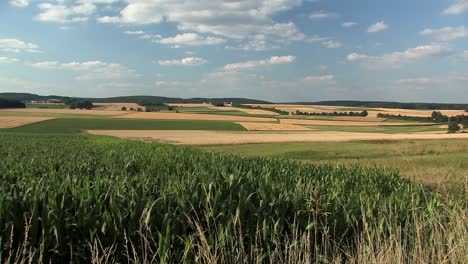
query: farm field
[
  {"left": 0, "top": 116, "right": 53, "bottom": 128},
  {"left": 26, "top": 103, "right": 67, "bottom": 109},
  {"left": 4, "top": 118, "right": 245, "bottom": 133},
  {"left": 203, "top": 139, "right": 468, "bottom": 192},
  {"left": 116, "top": 111, "right": 277, "bottom": 122},
  {"left": 0, "top": 133, "right": 466, "bottom": 263},
  {"left": 93, "top": 102, "right": 143, "bottom": 111},
  {"left": 85, "top": 129, "right": 468, "bottom": 145},
  {"left": 1, "top": 102, "right": 467, "bottom": 263}
]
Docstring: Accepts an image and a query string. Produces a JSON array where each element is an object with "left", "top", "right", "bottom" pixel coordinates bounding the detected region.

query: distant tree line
[
  {"left": 310, "top": 101, "right": 468, "bottom": 110},
  {"left": 233, "top": 104, "right": 290, "bottom": 115},
  {"left": 378, "top": 111, "right": 468, "bottom": 133},
  {"left": 0, "top": 98, "right": 25, "bottom": 109},
  {"left": 294, "top": 110, "right": 368, "bottom": 117},
  {"left": 68, "top": 100, "right": 94, "bottom": 110}
]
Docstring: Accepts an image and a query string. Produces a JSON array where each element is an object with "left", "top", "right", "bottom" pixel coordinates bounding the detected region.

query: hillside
[{"left": 0, "top": 93, "right": 270, "bottom": 105}]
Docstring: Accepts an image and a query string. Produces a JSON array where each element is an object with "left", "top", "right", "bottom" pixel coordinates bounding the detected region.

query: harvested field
[
  {"left": 332, "top": 116, "right": 385, "bottom": 122},
  {"left": 0, "top": 116, "right": 53, "bottom": 128},
  {"left": 367, "top": 108, "right": 467, "bottom": 118},
  {"left": 237, "top": 122, "right": 311, "bottom": 131},
  {"left": 167, "top": 103, "right": 213, "bottom": 107},
  {"left": 0, "top": 108, "right": 126, "bottom": 116},
  {"left": 93, "top": 103, "right": 144, "bottom": 111},
  {"left": 85, "top": 130, "right": 468, "bottom": 145},
  {"left": 280, "top": 119, "right": 433, "bottom": 126},
  {"left": 208, "top": 106, "right": 279, "bottom": 115},
  {"left": 116, "top": 112, "right": 277, "bottom": 122},
  {"left": 249, "top": 104, "right": 467, "bottom": 118}
]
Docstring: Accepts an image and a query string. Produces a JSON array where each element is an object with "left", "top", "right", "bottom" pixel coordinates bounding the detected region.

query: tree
[
  {"left": 0, "top": 98, "right": 25, "bottom": 109},
  {"left": 448, "top": 122, "right": 460, "bottom": 133},
  {"left": 69, "top": 101, "right": 93, "bottom": 110},
  {"left": 360, "top": 110, "right": 368, "bottom": 117},
  {"left": 463, "top": 120, "right": 468, "bottom": 130},
  {"left": 121, "top": 107, "right": 127, "bottom": 111}
]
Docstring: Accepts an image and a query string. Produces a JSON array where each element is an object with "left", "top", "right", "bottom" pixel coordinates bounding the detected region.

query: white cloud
[
  {"left": 322, "top": 40, "right": 342, "bottom": 48},
  {"left": 309, "top": 11, "right": 337, "bottom": 20},
  {"left": 124, "top": 30, "right": 145, "bottom": 35},
  {"left": 35, "top": 2, "right": 96, "bottom": 23},
  {"left": 97, "top": 0, "right": 305, "bottom": 42},
  {"left": 157, "top": 33, "right": 225, "bottom": 47},
  {"left": 396, "top": 78, "right": 431, "bottom": 85},
  {"left": 367, "top": 21, "right": 388, "bottom": 33},
  {"left": 304, "top": 75, "right": 335, "bottom": 82},
  {"left": 31, "top": 60, "right": 138, "bottom": 80},
  {"left": 9, "top": 0, "right": 28, "bottom": 8},
  {"left": 443, "top": 0, "right": 468, "bottom": 15},
  {"left": 0, "top": 38, "right": 40, "bottom": 53},
  {"left": 0, "top": 57, "right": 19, "bottom": 63},
  {"left": 342, "top": 22, "right": 357, "bottom": 28},
  {"left": 158, "top": 57, "right": 207, "bottom": 66},
  {"left": 420, "top": 26, "right": 467, "bottom": 41},
  {"left": 462, "top": 50, "right": 468, "bottom": 61},
  {"left": 347, "top": 44, "right": 451, "bottom": 68},
  {"left": 224, "top": 55, "right": 295, "bottom": 71}
]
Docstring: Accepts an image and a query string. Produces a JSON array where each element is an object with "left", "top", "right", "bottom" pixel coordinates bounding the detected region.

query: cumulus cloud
[
  {"left": 157, "top": 33, "right": 225, "bottom": 47},
  {"left": 0, "top": 57, "right": 19, "bottom": 63},
  {"left": 396, "top": 78, "right": 431, "bottom": 85},
  {"left": 97, "top": 0, "right": 305, "bottom": 42},
  {"left": 35, "top": 2, "right": 96, "bottom": 23},
  {"left": 420, "top": 26, "right": 467, "bottom": 41},
  {"left": 367, "top": 21, "right": 388, "bottom": 33},
  {"left": 224, "top": 56, "right": 296, "bottom": 71},
  {"left": 31, "top": 60, "right": 138, "bottom": 80},
  {"left": 9, "top": 0, "right": 29, "bottom": 8},
  {"left": 309, "top": 11, "right": 337, "bottom": 20},
  {"left": 0, "top": 38, "right": 40, "bottom": 53},
  {"left": 158, "top": 57, "right": 207, "bottom": 66},
  {"left": 124, "top": 30, "right": 145, "bottom": 35},
  {"left": 347, "top": 44, "right": 451, "bottom": 68},
  {"left": 304, "top": 75, "right": 335, "bottom": 82},
  {"left": 443, "top": 0, "right": 468, "bottom": 15},
  {"left": 322, "top": 40, "right": 342, "bottom": 48},
  {"left": 342, "top": 22, "right": 357, "bottom": 28}
]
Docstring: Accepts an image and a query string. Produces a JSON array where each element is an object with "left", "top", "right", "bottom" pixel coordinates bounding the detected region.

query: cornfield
[{"left": 0, "top": 133, "right": 466, "bottom": 263}]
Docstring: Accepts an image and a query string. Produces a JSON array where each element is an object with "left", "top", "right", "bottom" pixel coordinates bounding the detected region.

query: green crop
[{"left": 0, "top": 133, "right": 456, "bottom": 262}]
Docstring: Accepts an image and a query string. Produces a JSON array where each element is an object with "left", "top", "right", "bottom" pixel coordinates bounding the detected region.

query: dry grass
[
  {"left": 0, "top": 116, "right": 54, "bottom": 128},
  {"left": 116, "top": 112, "right": 277, "bottom": 122},
  {"left": 237, "top": 122, "right": 311, "bottom": 131},
  {"left": 4, "top": 206, "right": 466, "bottom": 264},
  {"left": 93, "top": 102, "right": 144, "bottom": 111},
  {"left": 280, "top": 118, "right": 433, "bottom": 126},
  {"left": 0, "top": 108, "right": 125, "bottom": 116},
  {"left": 85, "top": 130, "right": 468, "bottom": 145}
]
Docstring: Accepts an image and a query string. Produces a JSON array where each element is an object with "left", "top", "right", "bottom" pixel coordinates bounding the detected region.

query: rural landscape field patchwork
[
  {"left": 2, "top": 0, "right": 468, "bottom": 262},
  {"left": 0, "top": 94, "right": 467, "bottom": 263}
]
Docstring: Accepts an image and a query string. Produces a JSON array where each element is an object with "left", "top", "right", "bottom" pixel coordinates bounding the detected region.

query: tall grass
[{"left": 0, "top": 133, "right": 466, "bottom": 263}]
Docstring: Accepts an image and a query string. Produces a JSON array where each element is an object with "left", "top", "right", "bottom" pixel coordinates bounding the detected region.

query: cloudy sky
[{"left": 1, "top": 0, "right": 468, "bottom": 102}]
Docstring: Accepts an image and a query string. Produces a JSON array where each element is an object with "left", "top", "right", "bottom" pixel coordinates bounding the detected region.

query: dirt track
[
  {"left": 85, "top": 130, "right": 468, "bottom": 145},
  {"left": 116, "top": 112, "right": 277, "bottom": 122},
  {"left": 0, "top": 116, "right": 54, "bottom": 128}
]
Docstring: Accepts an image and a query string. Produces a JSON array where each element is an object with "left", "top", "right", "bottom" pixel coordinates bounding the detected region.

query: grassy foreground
[
  {"left": 0, "top": 133, "right": 466, "bottom": 263},
  {"left": 203, "top": 139, "right": 468, "bottom": 192}
]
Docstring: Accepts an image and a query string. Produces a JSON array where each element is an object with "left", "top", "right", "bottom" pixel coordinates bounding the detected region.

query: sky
[{"left": 0, "top": 0, "right": 467, "bottom": 103}]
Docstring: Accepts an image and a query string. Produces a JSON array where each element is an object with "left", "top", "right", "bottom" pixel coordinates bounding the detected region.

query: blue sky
[{"left": 1, "top": 0, "right": 467, "bottom": 102}]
